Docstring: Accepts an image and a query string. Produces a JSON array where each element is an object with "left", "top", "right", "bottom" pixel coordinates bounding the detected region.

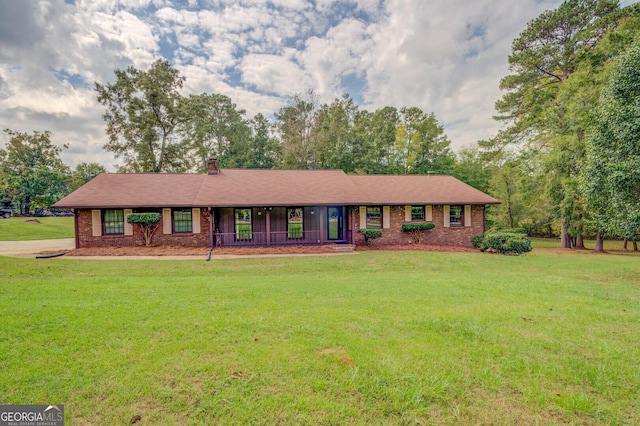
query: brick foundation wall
[
  {"left": 353, "top": 205, "right": 485, "bottom": 247},
  {"left": 75, "top": 208, "right": 210, "bottom": 248}
]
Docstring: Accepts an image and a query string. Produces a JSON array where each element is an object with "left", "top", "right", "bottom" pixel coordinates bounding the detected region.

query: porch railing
[{"left": 215, "top": 230, "right": 322, "bottom": 246}]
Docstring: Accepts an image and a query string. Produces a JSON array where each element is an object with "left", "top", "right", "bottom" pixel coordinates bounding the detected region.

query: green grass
[
  {"left": 530, "top": 237, "right": 631, "bottom": 251},
  {"left": 1, "top": 248, "right": 639, "bottom": 424},
  {"left": 0, "top": 217, "right": 74, "bottom": 240}
]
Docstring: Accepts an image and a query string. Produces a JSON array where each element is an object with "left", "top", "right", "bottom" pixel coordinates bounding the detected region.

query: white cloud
[
  {"left": 240, "top": 52, "right": 314, "bottom": 96},
  {"left": 1, "top": 0, "right": 618, "bottom": 170}
]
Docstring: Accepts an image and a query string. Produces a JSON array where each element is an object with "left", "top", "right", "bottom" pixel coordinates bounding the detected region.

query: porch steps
[{"left": 330, "top": 244, "right": 355, "bottom": 253}]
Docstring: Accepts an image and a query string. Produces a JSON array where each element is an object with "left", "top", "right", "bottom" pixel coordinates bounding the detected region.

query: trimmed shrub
[
  {"left": 127, "top": 212, "right": 161, "bottom": 246},
  {"left": 471, "top": 233, "right": 485, "bottom": 249},
  {"left": 401, "top": 222, "right": 435, "bottom": 243},
  {"left": 471, "top": 229, "right": 532, "bottom": 255},
  {"left": 358, "top": 228, "right": 382, "bottom": 245}
]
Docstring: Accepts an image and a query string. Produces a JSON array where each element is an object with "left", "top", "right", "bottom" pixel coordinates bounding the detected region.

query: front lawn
[
  {"left": 1, "top": 250, "right": 639, "bottom": 424},
  {"left": 0, "top": 217, "right": 74, "bottom": 240}
]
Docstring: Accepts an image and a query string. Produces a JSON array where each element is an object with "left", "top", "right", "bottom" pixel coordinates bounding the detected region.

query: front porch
[{"left": 211, "top": 206, "right": 354, "bottom": 248}]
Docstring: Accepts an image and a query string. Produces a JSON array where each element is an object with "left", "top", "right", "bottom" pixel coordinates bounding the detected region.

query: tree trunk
[
  {"left": 594, "top": 231, "right": 604, "bottom": 252},
  {"left": 623, "top": 238, "right": 628, "bottom": 250},
  {"left": 575, "top": 233, "right": 585, "bottom": 249},
  {"left": 560, "top": 221, "right": 572, "bottom": 248},
  {"left": 634, "top": 240, "right": 638, "bottom": 251},
  {"left": 504, "top": 176, "right": 514, "bottom": 228}
]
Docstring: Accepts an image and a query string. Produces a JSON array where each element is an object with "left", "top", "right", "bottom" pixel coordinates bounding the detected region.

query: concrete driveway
[{"left": 0, "top": 239, "right": 75, "bottom": 258}]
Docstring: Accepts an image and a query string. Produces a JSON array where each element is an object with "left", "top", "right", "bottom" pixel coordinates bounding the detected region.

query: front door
[{"left": 327, "top": 207, "right": 343, "bottom": 241}]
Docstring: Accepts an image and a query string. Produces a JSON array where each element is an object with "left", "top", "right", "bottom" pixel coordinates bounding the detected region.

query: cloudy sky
[{"left": 0, "top": 0, "right": 635, "bottom": 170}]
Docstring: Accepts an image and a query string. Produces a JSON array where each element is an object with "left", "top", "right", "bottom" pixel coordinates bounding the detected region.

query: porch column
[
  {"left": 208, "top": 207, "right": 215, "bottom": 248},
  {"left": 319, "top": 207, "right": 325, "bottom": 245},
  {"left": 266, "top": 209, "right": 271, "bottom": 247},
  {"left": 350, "top": 207, "right": 355, "bottom": 244}
]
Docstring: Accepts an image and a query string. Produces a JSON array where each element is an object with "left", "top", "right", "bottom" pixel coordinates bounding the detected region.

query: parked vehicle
[{"left": 0, "top": 208, "right": 11, "bottom": 219}]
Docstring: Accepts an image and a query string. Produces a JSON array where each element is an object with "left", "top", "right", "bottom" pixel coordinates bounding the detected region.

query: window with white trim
[
  {"left": 449, "top": 205, "right": 464, "bottom": 226},
  {"left": 411, "top": 206, "right": 425, "bottom": 221},
  {"left": 103, "top": 209, "right": 124, "bottom": 235},
  {"left": 366, "top": 206, "right": 382, "bottom": 229},
  {"left": 173, "top": 208, "right": 192, "bottom": 233}
]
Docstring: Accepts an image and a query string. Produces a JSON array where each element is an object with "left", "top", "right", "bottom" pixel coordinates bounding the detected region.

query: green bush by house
[
  {"left": 358, "top": 228, "right": 382, "bottom": 244},
  {"left": 401, "top": 222, "right": 435, "bottom": 243},
  {"left": 127, "top": 212, "right": 161, "bottom": 246},
  {"left": 471, "top": 229, "right": 532, "bottom": 255}
]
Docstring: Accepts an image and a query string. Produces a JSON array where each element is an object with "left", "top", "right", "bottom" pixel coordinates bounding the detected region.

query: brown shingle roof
[
  {"left": 348, "top": 175, "right": 499, "bottom": 205},
  {"left": 53, "top": 173, "right": 207, "bottom": 209},
  {"left": 192, "top": 169, "right": 365, "bottom": 207},
  {"left": 53, "top": 169, "right": 499, "bottom": 209}
]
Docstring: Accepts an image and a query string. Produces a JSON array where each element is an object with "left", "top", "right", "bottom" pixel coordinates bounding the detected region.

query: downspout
[{"left": 206, "top": 207, "right": 214, "bottom": 261}]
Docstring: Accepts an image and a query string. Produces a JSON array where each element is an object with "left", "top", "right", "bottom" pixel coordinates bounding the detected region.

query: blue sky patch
[{"left": 48, "top": 68, "right": 90, "bottom": 89}]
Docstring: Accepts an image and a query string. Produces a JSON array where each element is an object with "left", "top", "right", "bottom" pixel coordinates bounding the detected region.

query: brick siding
[
  {"left": 75, "top": 208, "right": 210, "bottom": 248},
  {"left": 76, "top": 205, "right": 485, "bottom": 249},
  {"left": 353, "top": 205, "right": 485, "bottom": 247}
]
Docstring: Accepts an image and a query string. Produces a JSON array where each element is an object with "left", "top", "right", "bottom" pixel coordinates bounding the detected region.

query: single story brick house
[{"left": 53, "top": 159, "right": 499, "bottom": 250}]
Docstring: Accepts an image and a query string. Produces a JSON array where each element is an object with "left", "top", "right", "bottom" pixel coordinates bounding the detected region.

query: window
[
  {"left": 103, "top": 209, "right": 124, "bottom": 235},
  {"left": 411, "top": 206, "right": 425, "bottom": 221},
  {"left": 366, "top": 206, "right": 382, "bottom": 229},
  {"left": 287, "top": 207, "right": 304, "bottom": 239},
  {"left": 173, "top": 209, "right": 192, "bottom": 233},
  {"left": 449, "top": 205, "right": 463, "bottom": 226},
  {"left": 235, "top": 208, "right": 252, "bottom": 240}
]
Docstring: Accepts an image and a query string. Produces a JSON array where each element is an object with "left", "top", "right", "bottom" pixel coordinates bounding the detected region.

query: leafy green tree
[
  {"left": 486, "top": 152, "right": 529, "bottom": 229},
  {"left": 96, "top": 59, "right": 189, "bottom": 173},
  {"left": 247, "top": 113, "right": 280, "bottom": 169},
  {"left": 126, "top": 212, "right": 161, "bottom": 246},
  {"left": 584, "top": 41, "right": 640, "bottom": 251},
  {"left": 68, "top": 162, "right": 107, "bottom": 192},
  {"left": 180, "top": 93, "right": 251, "bottom": 170},
  {"left": 275, "top": 90, "right": 319, "bottom": 169},
  {"left": 451, "top": 146, "right": 491, "bottom": 192},
  {"left": 369, "top": 106, "right": 400, "bottom": 174},
  {"left": 395, "top": 107, "right": 454, "bottom": 175},
  {"left": 313, "top": 94, "right": 359, "bottom": 172},
  {"left": 491, "top": 0, "right": 620, "bottom": 247},
  {"left": 349, "top": 109, "right": 376, "bottom": 174},
  {"left": 0, "top": 129, "right": 69, "bottom": 215}
]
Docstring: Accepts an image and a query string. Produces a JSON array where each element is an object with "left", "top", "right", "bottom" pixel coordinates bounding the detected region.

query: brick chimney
[{"left": 207, "top": 158, "right": 221, "bottom": 175}]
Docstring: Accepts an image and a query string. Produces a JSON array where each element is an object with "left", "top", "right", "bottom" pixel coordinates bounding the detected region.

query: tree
[
  {"left": 313, "top": 94, "right": 359, "bottom": 171},
  {"left": 451, "top": 146, "right": 491, "bottom": 192},
  {"left": 369, "top": 106, "right": 400, "bottom": 174},
  {"left": 246, "top": 113, "right": 280, "bottom": 169},
  {"left": 275, "top": 90, "right": 319, "bottom": 169},
  {"left": 400, "top": 107, "right": 455, "bottom": 175},
  {"left": 68, "top": 162, "right": 107, "bottom": 192},
  {"left": 584, "top": 41, "right": 640, "bottom": 251},
  {"left": 96, "top": 59, "right": 189, "bottom": 173},
  {"left": 126, "top": 212, "right": 161, "bottom": 246},
  {"left": 0, "top": 129, "right": 69, "bottom": 215},
  {"left": 491, "top": 0, "right": 620, "bottom": 247},
  {"left": 180, "top": 93, "right": 251, "bottom": 170}
]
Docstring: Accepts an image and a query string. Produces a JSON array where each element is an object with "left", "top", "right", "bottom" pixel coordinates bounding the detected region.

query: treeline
[
  {"left": 0, "top": 129, "right": 106, "bottom": 215},
  {"left": 480, "top": 0, "right": 640, "bottom": 249},
  {"left": 94, "top": 60, "right": 461, "bottom": 178}
]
